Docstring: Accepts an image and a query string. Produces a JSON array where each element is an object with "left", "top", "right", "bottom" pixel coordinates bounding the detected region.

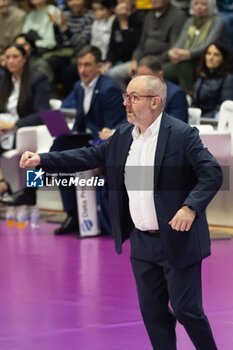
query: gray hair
[
  {"left": 138, "top": 74, "right": 167, "bottom": 110},
  {"left": 189, "top": 0, "right": 218, "bottom": 16}
]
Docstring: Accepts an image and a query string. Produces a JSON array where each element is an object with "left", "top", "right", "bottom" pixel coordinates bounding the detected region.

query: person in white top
[
  {"left": 0, "top": 44, "right": 50, "bottom": 196},
  {"left": 19, "top": 74, "right": 221, "bottom": 350},
  {"left": 91, "top": 0, "right": 115, "bottom": 61}
]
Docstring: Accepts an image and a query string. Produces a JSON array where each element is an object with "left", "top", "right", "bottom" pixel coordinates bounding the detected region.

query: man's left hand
[{"left": 169, "top": 206, "right": 196, "bottom": 231}]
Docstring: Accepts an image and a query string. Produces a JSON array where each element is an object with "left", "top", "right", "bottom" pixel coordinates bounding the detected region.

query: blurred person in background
[
  {"left": 137, "top": 56, "right": 188, "bottom": 122},
  {"left": 46, "top": 0, "right": 93, "bottom": 93},
  {"left": 110, "top": 0, "right": 187, "bottom": 90},
  {"left": 192, "top": 41, "right": 233, "bottom": 119},
  {"left": 100, "top": 0, "right": 145, "bottom": 77},
  {"left": 90, "top": 0, "right": 115, "bottom": 61},
  {"left": 162, "top": 0, "right": 225, "bottom": 93},
  {"left": 23, "top": 0, "right": 61, "bottom": 54},
  {"left": 15, "top": 32, "right": 54, "bottom": 82},
  {"left": 0, "top": 0, "right": 26, "bottom": 49},
  {"left": 0, "top": 44, "right": 50, "bottom": 197}
]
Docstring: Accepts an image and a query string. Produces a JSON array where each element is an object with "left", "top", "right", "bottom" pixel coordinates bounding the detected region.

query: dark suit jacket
[
  {"left": 166, "top": 80, "right": 188, "bottom": 122},
  {"left": 62, "top": 74, "right": 126, "bottom": 139},
  {"left": 0, "top": 70, "right": 50, "bottom": 128},
  {"left": 40, "top": 113, "right": 222, "bottom": 268}
]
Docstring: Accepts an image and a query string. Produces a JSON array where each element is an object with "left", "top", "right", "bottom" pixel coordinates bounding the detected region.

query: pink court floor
[{"left": 0, "top": 220, "right": 233, "bottom": 350}]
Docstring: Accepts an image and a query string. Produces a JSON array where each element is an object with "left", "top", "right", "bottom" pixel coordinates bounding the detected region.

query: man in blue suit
[
  {"left": 20, "top": 74, "right": 221, "bottom": 350},
  {"left": 50, "top": 45, "right": 126, "bottom": 234}
]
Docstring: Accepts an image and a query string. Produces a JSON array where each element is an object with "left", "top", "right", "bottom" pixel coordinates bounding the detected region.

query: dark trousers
[
  {"left": 50, "top": 134, "right": 91, "bottom": 215},
  {"left": 130, "top": 229, "right": 218, "bottom": 350}
]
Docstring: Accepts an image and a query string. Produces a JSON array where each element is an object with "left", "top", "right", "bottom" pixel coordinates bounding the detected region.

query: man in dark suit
[
  {"left": 61, "top": 45, "right": 126, "bottom": 140},
  {"left": 53, "top": 45, "right": 127, "bottom": 234},
  {"left": 20, "top": 74, "right": 221, "bottom": 350}
]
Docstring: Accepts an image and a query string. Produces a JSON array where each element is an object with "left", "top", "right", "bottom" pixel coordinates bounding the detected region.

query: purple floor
[{"left": 0, "top": 220, "right": 233, "bottom": 350}]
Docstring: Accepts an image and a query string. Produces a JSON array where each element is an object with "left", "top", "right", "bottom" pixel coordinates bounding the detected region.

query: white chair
[
  {"left": 195, "top": 124, "right": 214, "bottom": 132},
  {"left": 2, "top": 125, "right": 54, "bottom": 159},
  {"left": 218, "top": 100, "right": 233, "bottom": 131},
  {"left": 217, "top": 100, "right": 233, "bottom": 156},
  {"left": 1, "top": 125, "right": 57, "bottom": 204},
  {"left": 49, "top": 99, "right": 62, "bottom": 110},
  {"left": 188, "top": 107, "right": 202, "bottom": 125}
]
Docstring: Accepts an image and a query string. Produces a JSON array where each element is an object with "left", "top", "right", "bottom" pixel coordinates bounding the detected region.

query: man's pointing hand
[{"left": 20, "top": 151, "right": 41, "bottom": 168}]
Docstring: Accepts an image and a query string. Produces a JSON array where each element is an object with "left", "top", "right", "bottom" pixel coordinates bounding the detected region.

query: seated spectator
[
  {"left": 101, "top": 0, "right": 145, "bottom": 77},
  {"left": 0, "top": 44, "right": 50, "bottom": 196},
  {"left": 23, "top": 0, "right": 61, "bottom": 54},
  {"left": 162, "top": 0, "right": 225, "bottom": 93},
  {"left": 137, "top": 56, "right": 188, "bottom": 122},
  {"left": 0, "top": 46, "right": 126, "bottom": 235},
  {"left": 90, "top": 0, "right": 115, "bottom": 61},
  {"left": 15, "top": 32, "right": 54, "bottom": 82},
  {"left": 109, "top": 0, "right": 187, "bottom": 90},
  {"left": 192, "top": 41, "right": 233, "bottom": 119},
  {"left": 0, "top": 0, "right": 26, "bottom": 49},
  {"left": 45, "top": 0, "right": 93, "bottom": 90}
]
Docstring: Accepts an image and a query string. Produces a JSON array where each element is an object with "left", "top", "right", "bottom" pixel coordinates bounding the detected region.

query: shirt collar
[
  {"left": 132, "top": 112, "right": 163, "bottom": 139},
  {"left": 11, "top": 75, "right": 21, "bottom": 86},
  {"left": 81, "top": 75, "right": 100, "bottom": 90}
]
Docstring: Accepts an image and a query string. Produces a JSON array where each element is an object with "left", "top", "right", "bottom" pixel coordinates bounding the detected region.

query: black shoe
[
  {"left": 0, "top": 189, "right": 36, "bottom": 206},
  {"left": 54, "top": 215, "right": 79, "bottom": 235},
  {"left": 0, "top": 179, "right": 12, "bottom": 195}
]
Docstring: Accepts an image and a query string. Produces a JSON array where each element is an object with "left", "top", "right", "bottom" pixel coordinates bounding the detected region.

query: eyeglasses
[{"left": 122, "top": 93, "right": 157, "bottom": 104}]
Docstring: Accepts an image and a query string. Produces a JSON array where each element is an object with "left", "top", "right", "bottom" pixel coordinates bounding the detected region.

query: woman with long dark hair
[
  {"left": 0, "top": 43, "right": 50, "bottom": 195},
  {"left": 192, "top": 41, "right": 233, "bottom": 119},
  {"left": 162, "top": 0, "right": 225, "bottom": 93}
]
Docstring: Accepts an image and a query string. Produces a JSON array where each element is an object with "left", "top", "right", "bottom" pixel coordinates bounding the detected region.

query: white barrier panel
[
  {"left": 76, "top": 170, "right": 100, "bottom": 237},
  {"left": 199, "top": 131, "right": 232, "bottom": 159}
]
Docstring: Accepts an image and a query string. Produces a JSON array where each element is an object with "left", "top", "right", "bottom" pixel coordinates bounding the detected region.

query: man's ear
[
  {"left": 97, "top": 62, "right": 102, "bottom": 70},
  {"left": 151, "top": 96, "right": 161, "bottom": 110},
  {"left": 155, "top": 71, "right": 163, "bottom": 80}
]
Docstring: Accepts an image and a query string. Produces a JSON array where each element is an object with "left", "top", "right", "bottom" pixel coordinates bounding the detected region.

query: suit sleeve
[
  {"left": 40, "top": 139, "right": 109, "bottom": 173},
  {"left": 182, "top": 127, "right": 223, "bottom": 216},
  {"left": 62, "top": 89, "right": 76, "bottom": 109}
]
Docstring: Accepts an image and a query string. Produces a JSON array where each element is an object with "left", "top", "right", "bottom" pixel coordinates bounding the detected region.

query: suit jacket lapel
[
  {"left": 154, "top": 113, "right": 171, "bottom": 189},
  {"left": 117, "top": 125, "right": 134, "bottom": 185},
  {"left": 77, "top": 83, "right": 84, "bottom": 115},
  {"left": 89, "top": 75, "right": 101, "bottom": 111}
]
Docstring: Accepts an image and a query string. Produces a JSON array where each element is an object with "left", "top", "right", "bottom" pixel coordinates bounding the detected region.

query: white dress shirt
[
  {"left": 124, "top": 114, "right": 162, "bottom": 231},
  {"left": 0, "top": 77, "right": 20, "bottom": 150},
  {"left": 81, "top": 75, "right": 99, "bottom": 116}
]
